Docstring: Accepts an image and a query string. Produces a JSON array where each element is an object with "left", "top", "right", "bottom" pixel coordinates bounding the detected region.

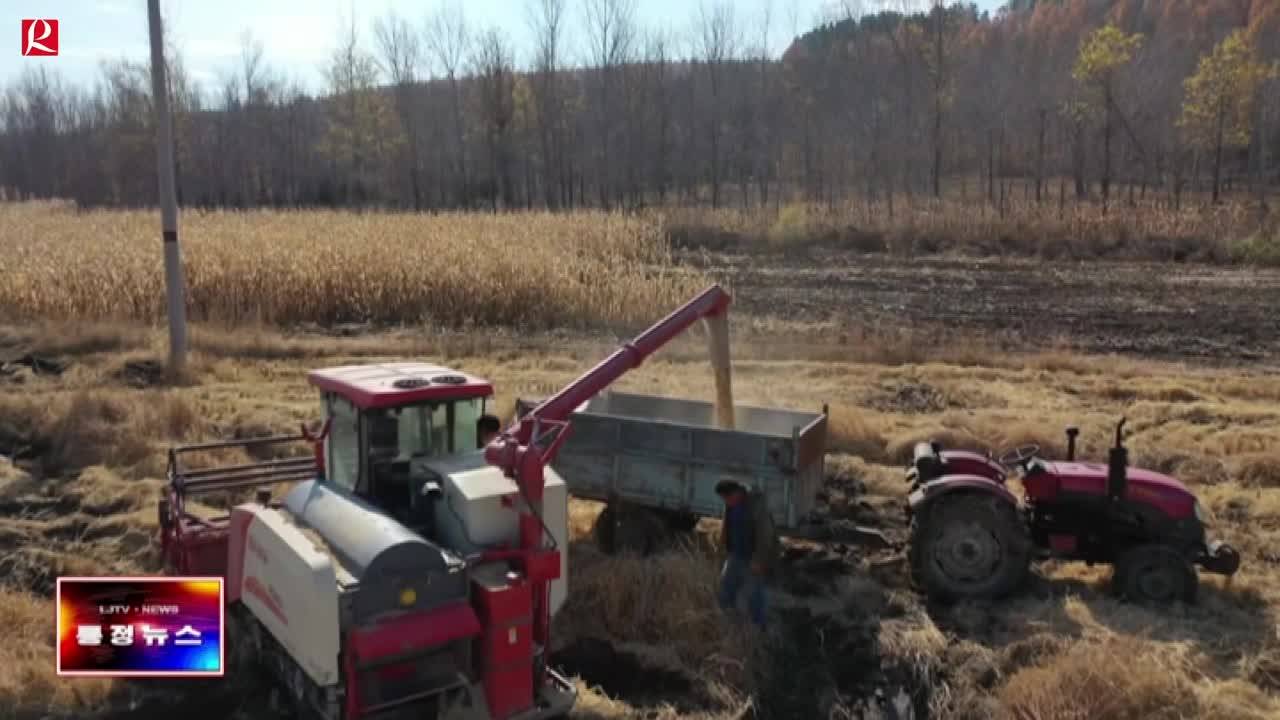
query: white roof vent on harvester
[
  {"left": 430, "top": 374, "right": 468, "bottom": 385},
  {"left": 392, "top": 376, "right": 431, "bottom": 389}
]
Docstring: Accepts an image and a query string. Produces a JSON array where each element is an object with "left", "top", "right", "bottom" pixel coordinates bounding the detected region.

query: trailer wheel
[
  {"left": 1113, "top": 543, "right": 1197, "bottom": 604},
  {"left": 909, "top": 492, "right": 1031, "bottom": 601},
  {"left": 592, "top": 505, "right": 618, "bottom": 552},
  {"left": 593, "top": 504, "right": 669, "bottom": 556},
  {"left": 617, "top": 507, "right": 668, "bottom": 556},
  {"left": 664, "top": 511, "right": 699, "bottom": 534}
]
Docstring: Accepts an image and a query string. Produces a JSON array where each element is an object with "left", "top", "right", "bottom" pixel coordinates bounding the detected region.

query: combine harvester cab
[
  {"left": 158, "top": 285, "right": 742, "bottom": 720},
  {"left": 160, "top": 363, "right": 576, "bottom": 720}
]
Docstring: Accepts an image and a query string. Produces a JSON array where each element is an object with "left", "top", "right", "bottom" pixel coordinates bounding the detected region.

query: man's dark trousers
[
  {"left": 718, "top": 553, "right": 766, "bottom": 629},
  {"left": 718, "top": 501, "right": 766, "bottom": 628}
]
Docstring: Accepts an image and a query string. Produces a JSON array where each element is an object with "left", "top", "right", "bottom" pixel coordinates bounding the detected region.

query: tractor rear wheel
[
  {"left": 909, "top": 493, "right": 1032, "bottom": 601},
  {"left": 1113, "top": 543, "right": 1197, "bottom": 604}
]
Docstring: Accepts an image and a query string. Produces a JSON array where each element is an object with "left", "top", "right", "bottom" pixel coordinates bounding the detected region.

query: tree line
[{"left": 2, "top": 0, "right": 1279, "bottom": 214}]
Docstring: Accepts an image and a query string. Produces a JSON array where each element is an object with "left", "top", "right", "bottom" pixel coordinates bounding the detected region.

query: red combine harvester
[
  {"left": 158, "top": 285, "right": 733, "bottom": 720},
  {"left": 906, "top": 420, "right": 1240, "bottom": 604}
]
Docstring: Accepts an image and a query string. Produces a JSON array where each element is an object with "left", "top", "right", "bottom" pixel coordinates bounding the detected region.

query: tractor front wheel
[
  {"left": 1113, "top": 543, "right": 1197, "bottom": 604},
  {"left": 909, "top": 493, "right": 1032, "bottom": 601}
]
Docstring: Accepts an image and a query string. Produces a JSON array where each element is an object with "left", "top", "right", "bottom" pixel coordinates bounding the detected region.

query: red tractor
[
  {"left": 157, "top": 285, "right": 733, "bottom": 720},
  {"left": 905, "top": 419, "right": 1240, "bottom": 604}
]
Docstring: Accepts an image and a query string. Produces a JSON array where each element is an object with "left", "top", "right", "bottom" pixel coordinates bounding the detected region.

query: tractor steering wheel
[{"left": 997, "top": 444, "right": 1041, "bottom": 471}]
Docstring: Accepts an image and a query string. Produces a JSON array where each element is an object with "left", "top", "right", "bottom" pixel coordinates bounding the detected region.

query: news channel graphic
[{"left": 56, "top": 577, "right": 224, "bottom": 677}]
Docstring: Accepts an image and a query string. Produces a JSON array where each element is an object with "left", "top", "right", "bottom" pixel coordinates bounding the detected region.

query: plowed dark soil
[{"left": 691, "top": 251, "right": 1280, "bottom": 362}]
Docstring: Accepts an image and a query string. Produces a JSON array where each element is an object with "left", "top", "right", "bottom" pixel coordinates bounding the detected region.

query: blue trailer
[{"left": 516, "top": 391, "right": 888, "bottom": 554}]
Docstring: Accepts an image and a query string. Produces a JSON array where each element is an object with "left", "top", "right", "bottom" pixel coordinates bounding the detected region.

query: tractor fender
[
  {"left": 908, "top": 474, "right": 1019, "bottom": 517},
  {"left": 938, "top": 450, "right": 1006, "bottom": 482}
]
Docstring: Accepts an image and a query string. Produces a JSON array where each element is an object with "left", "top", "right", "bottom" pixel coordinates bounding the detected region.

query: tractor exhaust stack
[
  {"left": 1107, "top": 418, "right": 1127, "bottom": 501},
  {"left": 1065, "top": 426, "right": 1079, "bottom": 461}
]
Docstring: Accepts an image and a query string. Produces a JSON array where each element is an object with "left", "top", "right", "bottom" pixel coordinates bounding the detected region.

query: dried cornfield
[{"left": 0, "top": 201, "right": 708, "bottom": 329}]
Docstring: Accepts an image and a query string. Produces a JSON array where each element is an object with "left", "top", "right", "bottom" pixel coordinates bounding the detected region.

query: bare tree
[
  {"left": 324, "top": 8, "right": 392, "bottom": 204},
  {"left": 240, "top": 30, "right": 265, "bottom": 102},
  {"left": 527, "top": 0, "right": 565, "bottom": 208},
  {"left": 238, "top": 30, "right": 274, "bottom": 204},
  {"left": 644, "top": 26, "right": 674, "bottom": 204},
  {"left": 374, "top": 10, "right": 424, "bottom": 208},
  {"left": 471, "top": 28, "right": 515, "bottom": 211},
  {"left": 9, "top": 68, "right": 62, "bottom": 198},
  {"left": 929, "top": 0, "right": 946, "bottom": 198},
  {"left": 881, "top": 0, "right": 923, "bottom": 199},
  {"left": 695, "top": 1, "right": 738, "bottom": 208},
  {"left": 426, "top": 0, "right": 472, "bottom": 203},
  {"left": 753, "top": 0, "right": 774, "bottom": 206},
  {"left": 583, "top": 0, "right": 637, "bottom": 208}
]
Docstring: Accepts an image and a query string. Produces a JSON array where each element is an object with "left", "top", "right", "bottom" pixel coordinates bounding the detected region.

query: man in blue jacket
[{"left": 715, "top": 478, "right": 779, "bottom": 630}]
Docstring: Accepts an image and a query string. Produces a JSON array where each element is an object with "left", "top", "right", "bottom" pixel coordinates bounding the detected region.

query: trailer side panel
[{"left": 518, "top": 392, "right": 826, "bottom": 530}]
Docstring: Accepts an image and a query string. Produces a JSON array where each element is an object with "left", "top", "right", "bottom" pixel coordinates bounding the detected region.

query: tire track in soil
[{"left": 691, "top": 252, "right": 1280, "bottom": 363}]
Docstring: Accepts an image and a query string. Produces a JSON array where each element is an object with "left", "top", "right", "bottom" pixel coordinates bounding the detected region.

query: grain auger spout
[{"left": 481, "top": 284, "right": 735, "bottom": 671}]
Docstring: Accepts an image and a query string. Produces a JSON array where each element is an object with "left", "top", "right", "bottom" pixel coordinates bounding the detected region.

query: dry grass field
[
  {"left": 3, "top": 201, "right": 1280, "bottom": 720},
  {"left": 666, "top": 188, "right": 1280, "bottom": 266}
]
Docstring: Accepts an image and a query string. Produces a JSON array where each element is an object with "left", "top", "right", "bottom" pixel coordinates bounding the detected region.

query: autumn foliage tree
[
  {"left": 1179, "top": 29, "right": 1278, "bottom": 203},
  {"left": 1072, "top": 24, "right": 1144, "bottom": 208}
]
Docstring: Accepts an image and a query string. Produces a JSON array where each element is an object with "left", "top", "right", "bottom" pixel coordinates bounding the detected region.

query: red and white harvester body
[{"left": 157, "top": 285, "right": 733, "bottom": 720}]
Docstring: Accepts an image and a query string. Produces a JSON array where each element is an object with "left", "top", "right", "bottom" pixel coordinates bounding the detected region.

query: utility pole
[{"left": 147, "top": 0, "right": 188, "bottom": 375}]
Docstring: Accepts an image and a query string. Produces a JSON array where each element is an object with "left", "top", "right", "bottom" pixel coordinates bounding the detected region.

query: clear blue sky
[{"left": 6, "top": 0, "right": 1003, "bottom": 94}]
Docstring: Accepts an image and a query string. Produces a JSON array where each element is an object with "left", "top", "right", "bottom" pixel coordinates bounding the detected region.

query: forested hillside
[{"left": 1, "top": 0, "right": 1278, "bottom": 213}]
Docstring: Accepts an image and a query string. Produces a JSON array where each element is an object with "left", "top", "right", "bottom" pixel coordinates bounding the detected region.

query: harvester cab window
[
  {"left": 453, "top": 398, "right": 482, "bottom": 452},
  {"left": 325, "top": 395, "right": 360, "bottom": 493},
  {"left": 322, "top": 397, "right": 493, "bottom": 517},
  {"left": 395, "top": 407, "right": 432, "bottom": 458},
  {"left": 366, "top": 408, "right": 413, "bottom": 515},
  {"left": 364, "top": 400, "right": 482, "bottom": 524},
  {"left": 368, "top": 410, "right": 400, "bottom": 455},
  {"left": 385, "top": 404, "right": 446, "bottom": 458},
  {"left": 384, "top": 398, "right": 486, "bottom": 458},
  {"left": 430, "top": 404, "right": 449, "bottom": 454}
]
